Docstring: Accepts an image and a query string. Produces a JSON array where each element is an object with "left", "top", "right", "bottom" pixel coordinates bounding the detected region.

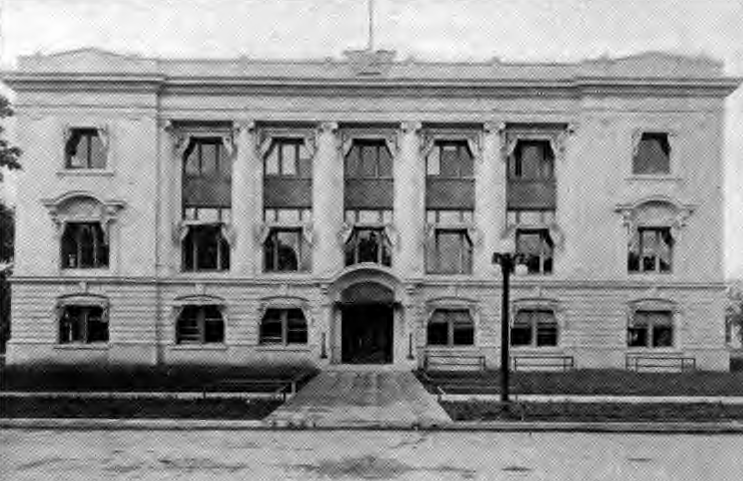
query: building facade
[{"left": 4, "top": 49, "right": 739, "bottom": 370}]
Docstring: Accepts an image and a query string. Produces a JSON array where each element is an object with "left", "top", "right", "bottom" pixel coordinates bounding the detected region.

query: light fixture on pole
[{"left": 492, "top": 239, "right": 526, "bottom": 403}]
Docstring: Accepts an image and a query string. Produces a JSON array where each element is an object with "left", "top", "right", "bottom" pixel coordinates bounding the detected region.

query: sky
[{"left": 0, "top": 0, "right": 741, "bottom": 277}]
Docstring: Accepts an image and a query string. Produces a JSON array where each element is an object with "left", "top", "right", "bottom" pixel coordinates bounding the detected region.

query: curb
[{"left": 4, "top": 418, "right": 743, "bottom": 433}]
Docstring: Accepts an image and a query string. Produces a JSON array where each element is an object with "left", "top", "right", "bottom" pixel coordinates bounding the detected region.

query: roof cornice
[{"left": 4, "top": 72, "right": 739, "bottom": 98}]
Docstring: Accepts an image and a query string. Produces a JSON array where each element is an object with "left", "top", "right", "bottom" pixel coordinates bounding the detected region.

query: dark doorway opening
[{"left": 341, "top": 304, "right": 394, "bottom": 364}]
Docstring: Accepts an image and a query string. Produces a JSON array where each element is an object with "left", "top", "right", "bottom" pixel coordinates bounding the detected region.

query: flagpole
[{"left": 367, "top": 0, "right": 374, "bottom": 51}]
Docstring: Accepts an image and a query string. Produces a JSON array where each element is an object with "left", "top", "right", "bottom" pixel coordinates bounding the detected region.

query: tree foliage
[{"left": 0, "top": 95, "right": 22, "bottom": 181}]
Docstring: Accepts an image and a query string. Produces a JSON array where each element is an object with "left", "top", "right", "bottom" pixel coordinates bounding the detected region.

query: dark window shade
[
  {"left": 507, "top": 180, "right": 556, "bottom": 210},
  {"left": 344, "top": 179, "right": 394, "bottom": 209},
  {"left": 263, "top": 178, "right": 313, "bottom": 209},
  {"left": 425, "top": 179, "right": 475, "bottom": 210},
  {"left": 633, "top": 133, "right": 670, "bottom": 175},
  {"left": 182, "top": 225, "right": 230, "bottom": 271}
]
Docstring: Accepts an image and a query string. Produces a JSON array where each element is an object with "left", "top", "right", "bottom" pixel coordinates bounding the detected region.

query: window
[
  {"left": 509, "top": 140, "right": 554, "bottom": 181},
  {"left": 176, "top": 305, "right": 225, "bottom": 344},
  {"left": 65, "top": 128, "right": 106, "bottom": 169},
  {"left": 264, "top": 138, "right": 312, "bottom": 177},
  {"left": 344, "top": 139, "right": 394, "bottom": 212},
  {"left": 426, "top": 140, "right": 475, "bottom": 212},
  {"left": 516, "top": 229, "right": 553, "bottom": 275},
  {"left": 264, "top": 229, "right": 310, "bottom": 272},
  {"left": 633, "top": 132, "right": 670, "bottom": 175},
  {"left": 507, "top": 140, "right": 556, "bottom": 211},
  {"left": 344, "top": 227, "right": 392, "bottom": 267},
  {"left": 183, "top": 225, "right": 230, "bottom": 271},
  {"left": 628, "top": 310, "right": 674, "bottom": 348},
  {"left": 260, "top": 308, "right": 308, "bottom": 345},
  {"left": 59, "top": 305, "right": 108, "bottom": 344},
  {"left": 427, "top": 309, "right": 475, "bottom": 346},
  {"left": 427, "top": 229, "right": 472, "bottom": 274},
  {"left": 61, "top": 222, "right": 109, "bottom": 269},
  {"left": 628, "top": 227, "right": 673, "bottom": 273},
  {"left": 511, "top": 310, "right": 558, "bottom": 347},
  {"left": 182, "top": 137, "right": 232, "bottom": 272},
  {"left": 426, "top": 141, "right": 473, "bottom": 178}
]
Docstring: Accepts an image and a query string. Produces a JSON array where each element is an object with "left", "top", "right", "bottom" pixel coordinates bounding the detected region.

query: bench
[
  {"left": 423, "top": 352, "right": 486, "bottom": 372},
  {"left": 202, "top": 373, "right": 312, "bottom": 401},
  {"left": 511, "top": 354, "right": 575, "bottom": 371},
  {"left": 625, "top": 354, "right": 696, "bottom": 372}
]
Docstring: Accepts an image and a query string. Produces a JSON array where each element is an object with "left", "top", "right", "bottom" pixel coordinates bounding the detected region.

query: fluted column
[
  {"left": 232, "top": 121, "right": 258, "bottom": 276},
  {"left": 313, "top": 122, "right": 343, "bottom": 277},
  {"left": 395, "top": 121, "right": 424, "bottom": 279},
  {"left": 477, "top": 122, "right": 507, "bottom": 277}
]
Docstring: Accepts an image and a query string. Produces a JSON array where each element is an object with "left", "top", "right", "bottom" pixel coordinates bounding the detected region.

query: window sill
[
  {"left": 626, "top": 347, "right": 681, "bottom": 353},
  {"left": 57, "top": 169, "right": 115, "bottom": 177},
  {"left": 425, "top": 345, "right": 479, "bottom": 350},
  {"left": 626, "top": 175, "right": 681, "bottom": 182},
  {"left": 168, "top": 344, "right": 228, "bottom": 351},
  {"left": 511, "top": 347, "right": 564, "bottom": 353},
  {"left": 255, "top": 345, "right": 311, "bottom": 352},
  {"left": 261, "top": 271, "right": 313, "bottom": 278},
  {"left": 60, "top": 268, "right": 111, "bottom": 276},
  {"left": 54, "top": 343, "right": 109, "bottom": 350}
]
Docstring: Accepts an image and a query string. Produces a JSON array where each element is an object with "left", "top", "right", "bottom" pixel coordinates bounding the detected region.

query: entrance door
[{"left": 341, "top": 304, "right": 393, "bottom": 364}]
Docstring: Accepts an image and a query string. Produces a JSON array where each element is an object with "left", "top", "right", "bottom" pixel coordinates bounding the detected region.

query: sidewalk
[{"left": 6, "top": 390, "right": 743, "bottom": 404}]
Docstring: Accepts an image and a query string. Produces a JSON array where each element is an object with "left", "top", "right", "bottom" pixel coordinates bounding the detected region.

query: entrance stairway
[{"left": 264, "top": 369, "right": 452, "bottom": 428}]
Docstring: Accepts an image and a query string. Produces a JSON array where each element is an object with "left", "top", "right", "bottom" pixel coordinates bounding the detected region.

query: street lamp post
[{"left": 492, "top": 251, "right": 523, "bottom": 403}]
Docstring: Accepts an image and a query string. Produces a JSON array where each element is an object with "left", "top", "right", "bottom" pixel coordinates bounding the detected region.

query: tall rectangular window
[
  {"left": 59, "top": 305, "right": 108, "bottom": 344},
  {"left": 182, "top": 137, "right": 232, "bottom": 272},
  {"left": 426, "top": 229, "right": 472, "bottom": 274},
  {"left": 507, "top": 139, "right": 556, "bottom": 211},
  {"left": 262, "top": 137, "right": 313, "bottom": 273},
  {"left": 61, "top": 222, "right": 109, "bottom": 269}
]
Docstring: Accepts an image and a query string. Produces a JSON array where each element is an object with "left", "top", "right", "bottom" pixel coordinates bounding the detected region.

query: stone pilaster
[
  {"left": 157, "top": 120, "right": 177, "bottom": 276},
  {"left": 476, "top": 122, "right": 506, "bottom": 278},
  {"left": 313, "top": 122, "right": 343, "bottom": 277},
  {"left": 395, "top": 121, "right": 424, "bottom": 279},
  {"left": 232, "top": 121, "right": 258, "bottom": 276}
]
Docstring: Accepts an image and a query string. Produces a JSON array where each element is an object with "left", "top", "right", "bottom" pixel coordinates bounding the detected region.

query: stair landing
[{"left": 265, "top": 369, "right": 451, "bottom": 428}]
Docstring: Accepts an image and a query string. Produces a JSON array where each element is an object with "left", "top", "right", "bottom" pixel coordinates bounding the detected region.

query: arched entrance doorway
[{"left": 340, "top": 282, "right": 394, "bottom": 364}]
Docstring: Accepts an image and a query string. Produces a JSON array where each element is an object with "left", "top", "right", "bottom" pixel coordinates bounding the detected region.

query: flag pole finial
[{"left": 367, "top": 0, "right": 375, "bottom": 51}]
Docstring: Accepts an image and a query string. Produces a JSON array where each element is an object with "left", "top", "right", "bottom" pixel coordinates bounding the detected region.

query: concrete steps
[{"left": 265, "top": 369, "right": 452, "bottom": 428}]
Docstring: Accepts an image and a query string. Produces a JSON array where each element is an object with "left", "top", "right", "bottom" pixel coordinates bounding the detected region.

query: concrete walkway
[{"left": 264, "top": 369, "right": 452, "bottom": 428}]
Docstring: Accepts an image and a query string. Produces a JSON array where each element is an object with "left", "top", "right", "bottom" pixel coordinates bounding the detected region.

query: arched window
[
  {"left": 176, "top": 305, "right": 225, "bottom": 344},
  {"left": 511, "top": 309, "right": 558, "bottom": 347},
  {"left": 59, "top": 304, "right": 108, "bottom": 344},
  {"left": 427, "top": 309, "right": 474, "bottom": 346},
  {"left": 260, "top": 308, "right": 308, "bottom": 345}
]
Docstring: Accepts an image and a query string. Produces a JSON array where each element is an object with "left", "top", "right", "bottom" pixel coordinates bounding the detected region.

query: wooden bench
[
  {"left": 511, "top": 354, "right": 575, "bottom": 371},
  {"left": 423, "top": 352, "right": 486, "bottom": 372},
  {"left": 203, "top": 373, "right": 311, "bottom": 401},
  {"left": 625, "top": 354, "right": 696, "bottom": 372}
]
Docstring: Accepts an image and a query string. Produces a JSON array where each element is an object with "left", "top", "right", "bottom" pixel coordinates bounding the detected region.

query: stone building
[{"left": 4, "top": 48, "right": 739, "bottom": 370}]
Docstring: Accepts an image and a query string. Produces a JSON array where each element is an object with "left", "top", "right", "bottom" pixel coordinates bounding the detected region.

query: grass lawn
[
  {"left": 443, "top": 401, "right": 743, "bottom": 422},
  {"left": 418, "top": 369, "right": 743, "bottom": 396},
  {"left": 0, "top": 396, "right": 280, "bottom": 419},
  {"left": 0, "top": 364, "right": 317, "bottom": 393}
]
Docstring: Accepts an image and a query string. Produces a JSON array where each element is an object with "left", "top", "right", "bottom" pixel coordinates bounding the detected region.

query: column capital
[
  {"left": 400, "top": 121, "right": 422, "bottom": 134},
  {"left": 483, "top": 121, "right": 506, "bottom": 134},
  {"left": 318, "top": 121, "right": 339, "bottom": 134},
  {"left": 233, "top": 120, "right": 257, "bottom": 135}
]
